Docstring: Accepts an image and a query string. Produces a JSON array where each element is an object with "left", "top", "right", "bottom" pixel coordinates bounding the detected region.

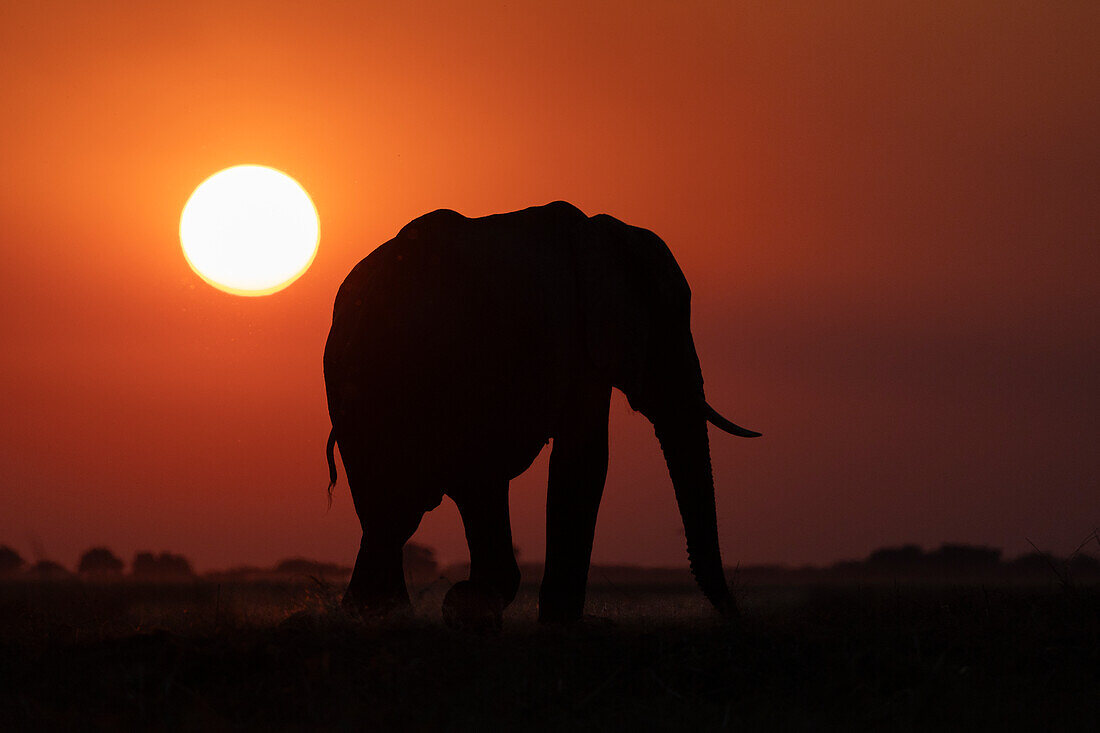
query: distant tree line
[
  {"left": 0, "top": 545, "right": 195, "bottom": 580},
  {"left": 205, "top": 543, "right": 440, "bottom": 584},
  {"left": 0, "top": 541, "right": 441, "bottom": 584},
  {"left": 826, "top": 542, "right": 1100, "bottom": 580},
  {"left": 444, "top": 542, "right": 1100, "bottom": 585},
  {"left": 1, "top": 540, "right": 1095, "bottom": 584}
]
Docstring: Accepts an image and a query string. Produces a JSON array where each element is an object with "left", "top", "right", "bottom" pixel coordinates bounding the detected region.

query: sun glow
[{"left": 179, "top": 165, "right": 320, "bottom": 296}]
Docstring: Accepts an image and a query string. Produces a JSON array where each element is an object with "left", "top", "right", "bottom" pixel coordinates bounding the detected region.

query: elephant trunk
[{"left": 655, "top": 416, "right": 738, "bottom": 618}]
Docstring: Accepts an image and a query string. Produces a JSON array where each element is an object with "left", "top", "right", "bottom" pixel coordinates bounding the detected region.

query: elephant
[{"left": 323, "top": 201, "right": 759, "bottom": 627}]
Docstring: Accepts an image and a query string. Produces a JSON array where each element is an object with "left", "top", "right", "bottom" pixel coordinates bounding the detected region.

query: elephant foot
[{"left": 442, "top": 580, "right": 504, "bottom": 632}]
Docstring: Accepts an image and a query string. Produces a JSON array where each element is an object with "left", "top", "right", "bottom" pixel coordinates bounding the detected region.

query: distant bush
[
  {"left": 1009, "top": 552, "right": 1051, "bottom": 575},
  {"left": 404, "top": 542, "right": 439, "bottom": 584},
  {"left": 203, "top": 566, "right": 268, "bottom": 583},
  {"left": 28, "top": 560, "right": 71, "bottom": 579},
  {"left": 859, "top": 543, "right": 1005, "bottom": 577},
  {"left": 927, "top": 543, "right": 1001, "bottom": 569},
  {"left": 0, "top": 545, "right": 24, "bottom": 576},
  {"left": 866, "top": 545, "right": 924, "bottom": 569},
  {"left": 132, "top": 552, "right": 194, "bottom": 579},
  {"left": 1068, "top": 553, "right": 1100, "bottom": 576},
  {"left": 273, "top": 558, "right": 350, "bottom": 580},
  {"left": 78, "top": 547, "right": 124, "bottom": 577},
  {"left": 266, "top": 545, "right": 440, "bottom": 584}
]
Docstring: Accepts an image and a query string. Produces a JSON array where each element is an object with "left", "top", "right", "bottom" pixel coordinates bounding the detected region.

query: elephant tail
[{"left": 326, "top": 428, "right": 338, "bottom": 507}]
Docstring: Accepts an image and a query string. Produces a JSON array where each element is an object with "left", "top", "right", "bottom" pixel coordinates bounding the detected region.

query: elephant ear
[{"left": 575, "top": 215, "right": 656, "bottom": 405}]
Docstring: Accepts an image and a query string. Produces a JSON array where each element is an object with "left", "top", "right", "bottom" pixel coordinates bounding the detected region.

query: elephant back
[{"left": 323, "top": 202, "right": 588, "bottom": 478}]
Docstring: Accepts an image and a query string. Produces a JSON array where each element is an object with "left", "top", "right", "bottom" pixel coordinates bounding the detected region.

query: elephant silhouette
[{"left": 323, "top": 201, "right": 758, "bottom": 628}]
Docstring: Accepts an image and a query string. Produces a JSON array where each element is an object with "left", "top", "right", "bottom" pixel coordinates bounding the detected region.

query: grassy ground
[{"left": 1, "top": 579, "right": 1097, "bottom": 731}]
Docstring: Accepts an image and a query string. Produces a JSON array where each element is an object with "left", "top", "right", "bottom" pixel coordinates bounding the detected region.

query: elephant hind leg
[{"left": 444, "top": 479, "right": 520, "bottom": 630}]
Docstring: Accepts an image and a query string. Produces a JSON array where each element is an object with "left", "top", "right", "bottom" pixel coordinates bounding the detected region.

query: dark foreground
[{"left": 1, "top": 580, "right": 1097, "bottom": 731}]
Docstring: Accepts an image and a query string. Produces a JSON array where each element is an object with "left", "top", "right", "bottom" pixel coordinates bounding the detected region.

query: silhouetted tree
[
  {"left": 132, "top": 551, "right": 194, "bottom": 579},
  {"left": 0, "top": 545, "right": 24, "bottom": 576},
  {"left": 77, "top": 547, "right": 124, "bottom": 576},
  {"left": 403, "top": 542, "right": 439, "bottom": 584}
]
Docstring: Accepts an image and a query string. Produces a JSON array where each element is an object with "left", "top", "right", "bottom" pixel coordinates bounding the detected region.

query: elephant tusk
[{"left": 704, "top": 402, "right": 761, "bottom": 438}]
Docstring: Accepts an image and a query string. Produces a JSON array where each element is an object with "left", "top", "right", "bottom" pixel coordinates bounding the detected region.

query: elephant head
[{"left": 577, "top": 214, "right": 759, "bottom": 617}]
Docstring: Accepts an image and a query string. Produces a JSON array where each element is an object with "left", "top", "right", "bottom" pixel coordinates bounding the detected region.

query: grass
[{"left": 1, "top": 579, "right": 1097, "bottom": 730}]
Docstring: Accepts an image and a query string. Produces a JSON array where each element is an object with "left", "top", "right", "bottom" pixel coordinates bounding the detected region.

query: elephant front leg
[
  {"left": 343, "top": 502, "right": 425, "bottom": 616},
  {"left": 344, "top": 540, "right": 407, "bottom": 613},
  {"left": 445, "top": 479, "right": 520, "bottom": 631},
  {"left": 539, "top": 386, "right": 611, "bottom": 624}
]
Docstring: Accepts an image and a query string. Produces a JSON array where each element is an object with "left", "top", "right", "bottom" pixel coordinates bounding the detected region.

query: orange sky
[{"left": 1, "top": 1, "right": 1097, "bottom": 571}]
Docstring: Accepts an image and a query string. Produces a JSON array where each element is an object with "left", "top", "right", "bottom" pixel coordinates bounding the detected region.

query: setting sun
[{"left": 179, "top": 165, "right": 320, "bottom": 296}]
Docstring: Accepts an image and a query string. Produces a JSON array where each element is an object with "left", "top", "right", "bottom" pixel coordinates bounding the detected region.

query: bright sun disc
[{"left": 179, "top": 165, "right": 320, "bottom": 296}]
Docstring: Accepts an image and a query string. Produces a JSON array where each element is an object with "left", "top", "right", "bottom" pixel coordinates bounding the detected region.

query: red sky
[{"left": 1, "top": 1, "right": 1097, "bottom": 571}]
